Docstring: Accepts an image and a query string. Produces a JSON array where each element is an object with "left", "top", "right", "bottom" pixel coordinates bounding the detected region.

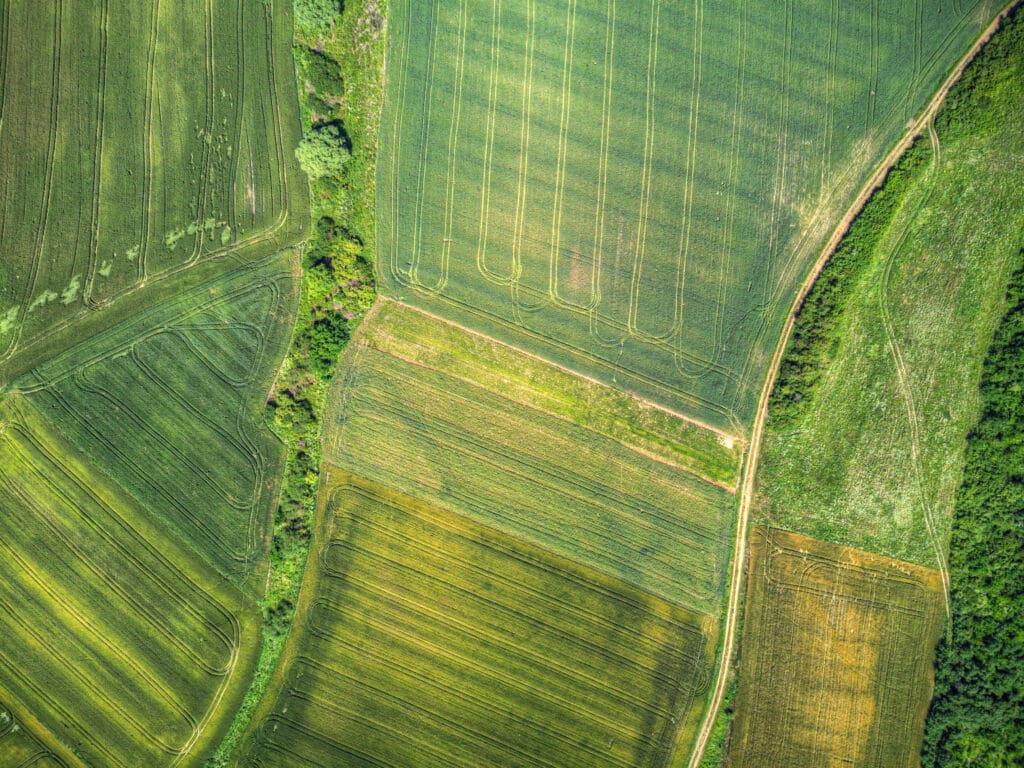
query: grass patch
[{"left": 757, "top": 4, "right": 1024, "bottom": 565}]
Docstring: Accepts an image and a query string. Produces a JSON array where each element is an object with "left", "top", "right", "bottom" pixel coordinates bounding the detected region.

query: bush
[
  {"left": 295, "top": 122, "right": 350, "bottom": 180},
  {"left": 294, "top": 0, "right": 340, "bottom": 31}
]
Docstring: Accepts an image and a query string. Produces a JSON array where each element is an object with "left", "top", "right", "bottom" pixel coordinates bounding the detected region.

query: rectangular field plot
[
  {"left": 377, "top": 0, "right": 994, "bottom": 430},
  {"left": 0, "top": 396, "right": 260, "bottom": 768},
  {"left": 325, "top": 316, "right": 735, "bottom": 614},
  {"left": 727, "top": 527, "right": 946, "bottom": 768},
  {"left": 0, "top": 0, "right": 306, "bottom": 364},
  {"left": 242, "top": 474, "right": 717, "bottom": 768},
  {"left": 16, "top": 255, "right": 296, "bottom": 588},
  {"left": 364, "top": 300, "right": 743, "bottom": 487}
]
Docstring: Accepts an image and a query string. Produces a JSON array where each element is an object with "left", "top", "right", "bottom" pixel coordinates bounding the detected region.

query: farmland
[
  {"left": 378, "top": 0, "right": 996, "bottom": 431},
  {"left": 727, "top": 528, "right": 946, "bottom": 768},
  {"left": 756, "top": 3, "right": 1024, "bottom": 569},
  {"left": 10, "top": 254, "right": 297, "bottom": 588},
  {"left": 324, "top": 304, "right": 736, "bottom": 614},
  {"left": 0, "top": 395, "right": 262, "bottom": 766},
  {"left": 0, "top": 0, "right": 306, "bottom": 366},
  {"left": 238, "top": 473, "right": 718, "bottom": 768}
]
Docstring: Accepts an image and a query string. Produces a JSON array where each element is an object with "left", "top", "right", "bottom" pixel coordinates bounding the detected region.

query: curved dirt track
[{"left": 685, "top": 2, "right": 1023, "bottom": 765}]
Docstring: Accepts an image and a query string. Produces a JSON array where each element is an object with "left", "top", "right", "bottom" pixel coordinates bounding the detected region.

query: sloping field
[
  {"left": 0, "top": 0, "right": 306, "bottom": 363},
  {"left": 362, "top": 299, "right": 743, "bottom": 487},
  {"left": 240, "top": 473, "right": 717, "bottom": 768},
  {"left": 324, "top": 310, "right": 735, "bottom": 614},
  {"left": 0, "top": 395, "right": 261, "bottom": 767},
  {"left": 0, "top": 703, "right": 70, "bottom": 768},
  {"left": 727, "top": 527, "right": 945, "bottom": 768},
  {"left": 10, "top": 254, "right": 296, "bottom": 588},
  {"left": 757, "top": 7, "right": 1024, "bottom": 569},
  {"left": 378, "top": 0, "right": 994, "bottom": 431}
]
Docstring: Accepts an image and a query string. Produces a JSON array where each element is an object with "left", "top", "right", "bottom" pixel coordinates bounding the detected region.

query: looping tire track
[{"left": 686, "top": 4, "right": 1020, "bottom": 764}]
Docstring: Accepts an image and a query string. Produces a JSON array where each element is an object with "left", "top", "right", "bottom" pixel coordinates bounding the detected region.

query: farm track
[{"left": 686, "top": 3, "right": 1022, "bottom": 763}]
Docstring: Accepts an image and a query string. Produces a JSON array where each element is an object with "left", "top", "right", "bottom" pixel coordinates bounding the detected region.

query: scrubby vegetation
[
  {"left": 207, "top": 0, "right": 383, "bottom": 763},
  {"left": 922, "top": 257, "right": 1024, "bottom": 768}
]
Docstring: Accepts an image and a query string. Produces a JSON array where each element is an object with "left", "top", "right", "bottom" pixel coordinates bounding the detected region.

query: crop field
[
  {"left": 362, "top": 300, "right": 743, "bottom": 487},
  {"left": 325, "top": 310, "right": 735, "bottom": 614},
  {"left": 239, "top": 473, "right": 717, "bottom": 768},
  {"left": 0, "top": 702, "right": 69, "bottom": 768},
  {"left": 0, "top": 395, "right": 261, "bottom": 767},
  {"left": 757, "top": 20, "right": 1024, "bottom": 569},
  {"left": 377, "top": 0, "right": 994, "bottom": 431},
  {"left": 0, "top": 0, "right": 306, "bottom": 363},
  {"left": 9, "top": 254, "right": 297, "bottom": 588},
  {"left": 727, "top": 527, "right": 945, "bottom": 768}
]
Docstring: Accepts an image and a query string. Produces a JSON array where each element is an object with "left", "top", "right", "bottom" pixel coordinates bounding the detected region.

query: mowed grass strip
[
  {"left": 0, "top": 0, "right": 307, "bottom": 361},
  {"left": 727, "top": 527, "right": 945, "bottom": 768},
  {"left": 377, "top": 0, "right": 996, "bottom": 429},
  {"left": 14, "top": 255, "right": 297, "bottom": 589},
  {"left": 325, "top": 334, "right": 734, "bottom": 614},
  {"left": 0, "top": 396, "right": 261, "bottom": 768},
  {"left": 241, "top": 473, "right": 717, "bottom": 768},
  {"left": 364, "top": 300, "right": 743, "bottom": 487}
]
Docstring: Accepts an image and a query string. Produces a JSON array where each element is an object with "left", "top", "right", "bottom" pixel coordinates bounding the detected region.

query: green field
[
  {"left": 0, "top": 0, "right": 306, "bottom": 366},
  {"left": 378, "top": 0, "right": 995, "bottom": 431},
  {"left": 239, "top": 473, "right": 717, "bottom": 768},
  {"left": 11, "top": 254, "right": 297, "bottom": 588},
  {"left": 0, "top": 396, "right": 262, "bottom": 766},
  {"left": 727, "top": 528, "right": 946, "bottom": 768},
  {"left": 0, "top": 702, "right": 70, "bottom": 768},
  {"left": 756, "top": 8, "right": 1024, "bottom": 568},
  {"left": 324, "top": 305, "right": 736, "bottom": 614}
]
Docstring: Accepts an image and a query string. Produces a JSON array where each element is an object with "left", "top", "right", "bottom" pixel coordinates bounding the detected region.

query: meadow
[
  {"left": 756, "top": 4, "right": 1024, "bottom": 569},
  {"left": 377, "top": 0, "right": 996, "bottom": 431},
  {"left": 324, "top": 308, "right": 736, "bottom": 615},
  {"left": 727, "top": 528, "right": 946, "bottom": 768},
  {"left": 238, "top": 473, "right": 718, "bottom": 768},
  {"left": 0, "top": 0, "right": 306, "bottom": 368},
  {"left": 0, "top": 396, "right": 262, "bottom": 766}
]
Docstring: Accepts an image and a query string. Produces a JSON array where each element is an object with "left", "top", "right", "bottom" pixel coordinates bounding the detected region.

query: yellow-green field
[
  {"left": 0, "top": 396, "right": 262, "bottom": 767},
  {"left": 0, "top": 702, "right": 70, "bottom": 768},
  {"left": 727, "top": 528, "right": 946, "bottom": 767},
  {"left": 240, "top": 473, "right": 717, "bottom": 768},
  {"left": 378, "top": 0, "right": 995, "bottom": 431},
  {"left": 324, "top": 304, "right": 736, "bottom": 614}
]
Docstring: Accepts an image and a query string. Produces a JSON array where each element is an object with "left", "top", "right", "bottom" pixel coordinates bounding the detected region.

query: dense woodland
[{"left": 922, "top": 255, "right": 1024, "bottom": 766}]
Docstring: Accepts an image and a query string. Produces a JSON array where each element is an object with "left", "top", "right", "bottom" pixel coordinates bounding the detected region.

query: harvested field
[
  {"left": 0, "top": 396, "right": 261, "bottom": 767},
  {"left": 378, "top": 0, "right": 994, "bottom": 431},
  {"left": 11, "top": 254, "right": 297, "bottom": 588},
  {"left": 727, "top": 527, "right": 946, "bottom": 768},
  {"left": 240, "top": 473, "right": 718, "bottom": 768},
  {"left": 0, "top": 0, "right": 306, "bottom": 364},
  {"left": 324, "top": 312, "right": 735, "bottom": 614}
]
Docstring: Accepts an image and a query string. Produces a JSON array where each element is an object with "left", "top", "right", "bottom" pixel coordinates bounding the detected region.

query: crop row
[{"left": 243, "top": 476, "right": 712, "bottom": 768}]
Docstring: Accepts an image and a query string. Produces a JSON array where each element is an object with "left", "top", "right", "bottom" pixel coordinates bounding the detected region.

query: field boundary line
[
  {"left": 685, "top": 2, "right": 1021, "bottom": 763},
  {"left": 382, "top": 297, "right": 743, "bottom": 445}
]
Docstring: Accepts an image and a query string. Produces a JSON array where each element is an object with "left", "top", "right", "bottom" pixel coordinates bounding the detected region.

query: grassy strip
[
  {"left": 922, "top": 255, "right": 1024, "bottom": 766},
  {"left": 206, "top": 1, "right": 384, "bottom": 763}
]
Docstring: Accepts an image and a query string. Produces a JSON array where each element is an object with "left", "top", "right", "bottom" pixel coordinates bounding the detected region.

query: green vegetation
[
  {"left": 0, "top": 702, "right": 70, "bottom": 768},
  {"left": 325, "top": 323, "right": 735, "bottom": 614},
  {"left": 728, "top": 528, "right": 946, "bottom": 768},
  {"left": 239, "top": 474, "right": 717, "bottom": 767},
  {"left": 756, "top": 4, "right": 1024, "bottom": 566},
  {"left": 378, "top": 0, "right": 994, "bottom": 431},
  {"left": 0, "top": 396, "right": 261, "bottom": 766},
  {"left": 0, "top": 0, "right": 306, "bottom": 363},
  {"left": 16, "top": 255, "right": 296, "bottom": 588},
  {"left": 205, "top": 0, "right": 385, "bottom": 762},
  {"left": 363, "top": 300, "right": 743, "bottom": 487},
  {"left": 922, "top": 259, "right": 1024, "bottom": 766}
]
